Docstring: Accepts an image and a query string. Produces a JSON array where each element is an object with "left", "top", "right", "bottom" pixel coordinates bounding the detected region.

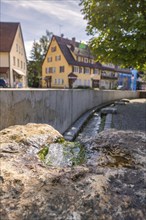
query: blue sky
[{"left": 1, "top": 0, "right": 90, "bottom": 59}]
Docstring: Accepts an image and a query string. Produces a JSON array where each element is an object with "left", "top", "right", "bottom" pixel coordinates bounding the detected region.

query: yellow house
[
  {"left": 0, "top": 22, "right": 27, "bottom": 87},
  {"left": 42, "top": 35, "right": 102, "bottom": 88}
]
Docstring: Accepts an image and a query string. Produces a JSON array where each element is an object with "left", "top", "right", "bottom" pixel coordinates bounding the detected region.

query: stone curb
[
  {"left": 63, "top": 101, "right": 115, "bottom": 141},
  {"left": 104, "top": 114, "right": 112, "bottom": 130}
]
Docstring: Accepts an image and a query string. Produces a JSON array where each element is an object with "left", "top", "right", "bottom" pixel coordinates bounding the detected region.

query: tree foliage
[
  {"left": 27, "top": 30, "right": 53, "bottom": 87},
  {"left": 80, "top": 0, "right": 146, "bottom": 71}
]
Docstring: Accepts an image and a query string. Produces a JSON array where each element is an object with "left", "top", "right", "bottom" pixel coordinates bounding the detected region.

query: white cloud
[
  {"left": 1, "top": 0, "right": 90, "bottom": 59},
  {"left": 2, "top": 0, "right": 83, "bottom": 22}
]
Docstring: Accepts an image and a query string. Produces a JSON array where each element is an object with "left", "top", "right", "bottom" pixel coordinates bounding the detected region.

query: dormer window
[
  {"left": 84, "top": 58, "right": 88, "bottom": 63},
  {"left": 78, "top": 56, "right": 82, "bottom": 62}
]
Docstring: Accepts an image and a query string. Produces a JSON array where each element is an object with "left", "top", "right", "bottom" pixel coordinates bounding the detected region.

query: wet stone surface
[{"left": 0, "top": 123, "right": 146, "bottom": 220}]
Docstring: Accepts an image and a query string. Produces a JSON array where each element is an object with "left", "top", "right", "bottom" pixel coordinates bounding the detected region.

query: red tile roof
[
  {"left": 55, "top": 35, "right": 102, "bottom": 69},
  {"left": 0, "top": 22, "right": 19, "bottom": 52},
  {"left": 44, "top": 35, "right": 131, "bottom": 75}
]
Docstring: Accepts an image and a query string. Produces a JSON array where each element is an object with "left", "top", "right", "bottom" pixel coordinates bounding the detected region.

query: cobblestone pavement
[{"left": 112, "top": 98, "right": 146, "bottom": 132}]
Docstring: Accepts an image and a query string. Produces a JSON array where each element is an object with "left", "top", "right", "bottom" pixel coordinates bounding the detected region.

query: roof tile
[{"left": 0, "top": 22, "right": 19, "bottom": 52}]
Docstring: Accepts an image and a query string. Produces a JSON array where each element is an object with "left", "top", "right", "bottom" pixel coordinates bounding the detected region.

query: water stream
[
  {"left": 76, "top": 112, "right": 101, "bottom": 141},
  {"left": 38, "top": 111, "right": 101, "bottom": 167}
]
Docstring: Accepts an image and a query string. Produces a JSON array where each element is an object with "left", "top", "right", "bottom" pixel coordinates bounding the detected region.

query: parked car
[{"left": 0, "top": 79, "right": 8, "bottom": 88}]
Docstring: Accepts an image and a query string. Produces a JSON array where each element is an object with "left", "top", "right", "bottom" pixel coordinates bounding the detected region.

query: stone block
[{"left": 101, "top": 107, "right": 117, "bottom": 115}]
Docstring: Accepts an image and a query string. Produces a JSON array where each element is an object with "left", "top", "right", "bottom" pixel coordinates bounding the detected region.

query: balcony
[{"left": 101, "top": 72, "right": 118, "bottom": 80}]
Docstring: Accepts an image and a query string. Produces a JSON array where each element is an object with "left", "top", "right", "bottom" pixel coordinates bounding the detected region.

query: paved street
[{"left": 113, "top": 98, "right": 146, "bottom": 132}]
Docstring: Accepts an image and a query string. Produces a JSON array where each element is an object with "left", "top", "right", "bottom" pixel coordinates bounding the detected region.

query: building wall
[
  {"left": 42, "top": 37, "right": 101, "bottom": 89},
  {"left": 42, "top": 37, "right": 72, "bottom": 88},
  {"left": 0, "top": 52, "right": 10, "bottom": 84},
  {"left": 10, "top": 25, "right": 27, "bottom": 87},
  {"left": 73, "top": 68, "right": 101, "bottom": 88},
  {"left": 0, "top": 52, "right": 9, "bottom": 67},
  {"left": 0, "top": 89, "right": 138, "bottom": 133}
]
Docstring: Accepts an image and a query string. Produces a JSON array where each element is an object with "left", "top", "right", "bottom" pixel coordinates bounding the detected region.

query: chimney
[{"left": 72, "top": 37, "right": 76, "bottom": 47}]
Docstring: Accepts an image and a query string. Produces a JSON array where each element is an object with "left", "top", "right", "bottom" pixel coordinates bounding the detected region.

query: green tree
[
  {"left": 80, "top": 0, "right": 146, "bottom": 72},
  {"left": 27, "top": 30, "right": 53, "bottom": 87}
]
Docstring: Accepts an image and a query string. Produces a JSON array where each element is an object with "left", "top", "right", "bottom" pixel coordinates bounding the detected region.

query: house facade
[
  {"left": 0, "top": 22, "right": 27, "bottom": 87},
  {"left": 42, "top": 35, "right": 102, "bottom": 89},
  {"left": 42, "top": 35, "right": 131, "bottom": 89}
]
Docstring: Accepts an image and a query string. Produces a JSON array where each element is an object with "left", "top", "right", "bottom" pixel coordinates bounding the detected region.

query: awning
[
  {"left": 68, "top": 72, "right": 77, "bottom": 79},
  {"left": 13, "top": 68, "right": 26, "bottom": 76}
]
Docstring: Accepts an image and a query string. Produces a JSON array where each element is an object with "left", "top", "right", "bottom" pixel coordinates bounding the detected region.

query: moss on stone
[{"left": 38, "top": 146, "right": 49, "bottom": 161}]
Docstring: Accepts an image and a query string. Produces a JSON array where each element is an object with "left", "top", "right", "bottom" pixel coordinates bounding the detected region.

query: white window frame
[
  {"left": 55, "top": 55, "right": 61, "bottom": 61},
  {"left": 47, "top": 57, "right": 52, "bottom": 62},
  {"left": 84, "top": 67, "right": 90, "bottom": 74},
  {"left": 84, "top": 58, "right": 88, "bottom": 63},
  {"left": 93, "top": 69, "right": 99, "bottom": 74},
  {"left": 73, "top": 66, "right": 79, "bottom": 73}
]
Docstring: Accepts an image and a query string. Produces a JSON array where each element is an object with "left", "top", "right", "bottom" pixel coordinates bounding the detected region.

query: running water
[
  {"left": 76, "top": 112, "right": 101, "bottom": 141},
  {"left": 38, "top": 112, "right": 101, "bottom": 167}
]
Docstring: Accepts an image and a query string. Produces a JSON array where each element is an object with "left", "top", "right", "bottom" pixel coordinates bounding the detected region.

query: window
[
  {"left": 79, "top": 79, "right": 82, "bottom": 85},
  {"left": 47, "top": 57, "right": 52, "bottom": 62},
  {"left": 79, "top": 67, "right": 82, "bottom": 73},
  {"left": 55, "top": 55, "right": 61, "bottom": 61},
  {"left": 78, "top": 56, "right": 82, "bottom": 62},
  {"left": 60, "top": 66, "right": 65, "bottom": 73},
  {"left": 52, "top": 67, "right": 56, "bottom": 73},
  {"left": 17, "top": 59, "right": 19, "bottom": 67},
  {"left": 93, "top": 69, "right": 99, "bottom": 74},
  {"left": 47, "top": 67, "right": 56, "bottom": 73},
  {"left": 84, "top": 58, "right": 88, "bottom": 63},
  {"left": 73, "top": 66, "right": 79, "bottom": 73},
  {"left": 13, "top": 56, "right": 15, "bottom": 66},
  {"left": 58, "top": 79, "right": 60, "bottom": 85},
  {"left": 84, "top": 67, "right": 90, "bottom": 74},
  {"left": 51, "top": 46, "right": 56, "bottom": 52}
]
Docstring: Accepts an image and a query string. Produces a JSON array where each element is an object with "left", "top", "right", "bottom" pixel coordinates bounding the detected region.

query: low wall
[{"left": 0, "top": 89, "right": 138, "bottom": 133}]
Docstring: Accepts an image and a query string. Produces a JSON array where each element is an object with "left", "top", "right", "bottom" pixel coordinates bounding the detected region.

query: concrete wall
[{"left": 0, "top": 89, "right": 138, "bottom": 133}]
